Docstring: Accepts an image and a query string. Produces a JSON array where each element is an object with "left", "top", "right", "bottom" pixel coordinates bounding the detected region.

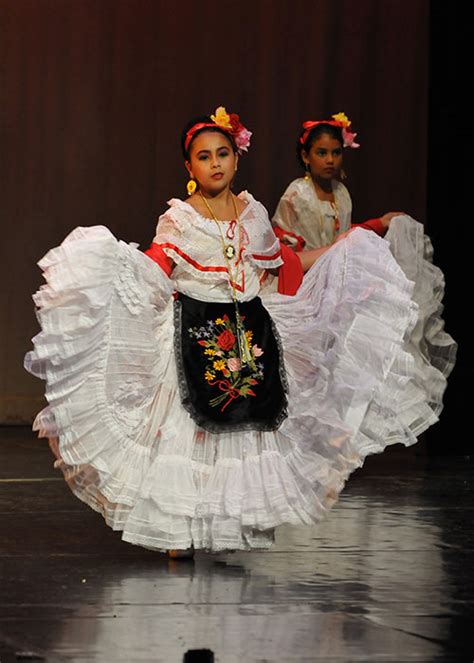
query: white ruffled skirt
[{"left": 24, "top": 219, "right": 456, "bottom": 552}]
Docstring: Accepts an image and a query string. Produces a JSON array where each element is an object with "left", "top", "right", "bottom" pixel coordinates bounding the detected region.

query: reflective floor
[{"left": 0, "top": 427, "right": 472, "bottom": 662}]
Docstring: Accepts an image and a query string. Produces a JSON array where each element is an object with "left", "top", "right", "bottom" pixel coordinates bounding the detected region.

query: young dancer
[
  {"left": 273, "top": 112, "right": 401, "bottom": 250},
  {"left": 273, "top": 112, "right": 456, "bottom": 413},
  {"left": 25, "top": 107, "right": 447, "bottom": 556}
]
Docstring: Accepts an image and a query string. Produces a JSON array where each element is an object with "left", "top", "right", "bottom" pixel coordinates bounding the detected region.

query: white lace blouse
[
  {"left": 151, "top": 192, "right": 283, "bottom": 303},
  {"left": 272, "top": 178, "right": 352, "bottom": 249}
]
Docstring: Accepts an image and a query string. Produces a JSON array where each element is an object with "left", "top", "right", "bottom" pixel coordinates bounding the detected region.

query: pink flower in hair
[
  {"left": 234, "top": 127, "right": 252, "bottom": 152},
  {"left": 342, "top": 128, "right": 360, "bottom": 149}
]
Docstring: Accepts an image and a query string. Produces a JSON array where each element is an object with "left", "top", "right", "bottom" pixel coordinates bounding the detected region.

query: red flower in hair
[{"left": 229, "top": 114, "right": 243, "bottom": 132}]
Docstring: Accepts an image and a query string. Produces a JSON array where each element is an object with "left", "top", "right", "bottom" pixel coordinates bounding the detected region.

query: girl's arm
[
  {"left": 355, "top": 212, "right": 405, "bottom": 236},
  {"left": 296, "top": 246, "right": 331, "bottom": 272}
]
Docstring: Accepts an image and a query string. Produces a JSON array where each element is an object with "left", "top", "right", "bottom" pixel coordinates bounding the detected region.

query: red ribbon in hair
[
  {"left": 185, "top": 122, "right": 231, "bottom": 152},
  {"left": 299, "top": 119, "right": 346, "bottom": 145}
]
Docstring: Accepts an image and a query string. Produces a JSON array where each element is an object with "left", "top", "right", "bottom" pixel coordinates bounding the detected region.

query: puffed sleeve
[
  {"left": 143, "top": 209, "right": 186, "bottom": 276},
  {"left": 272, "top": 187, "right": 306, "bottom": 250},
  {"left": 144, "top": 241, "right": 173, "bottom": 276}
]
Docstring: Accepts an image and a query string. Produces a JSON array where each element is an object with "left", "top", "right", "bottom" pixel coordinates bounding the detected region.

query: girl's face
[
  {"left": 186, "top": 131, "right": 238, "bottom": 195},
  {"left": 302, "top": 133, "right": 343, "bottom": 181}
]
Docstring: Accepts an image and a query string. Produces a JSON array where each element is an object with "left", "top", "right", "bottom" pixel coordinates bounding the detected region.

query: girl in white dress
[
  {"left": 273, "top": 112, "right": 400, "bottom": 251},
  {"left": 273, "top": 112, "right": 456, "bottom": 429},
  {"left": 25, "top": 107, "right": 446, "bottom": 556}
]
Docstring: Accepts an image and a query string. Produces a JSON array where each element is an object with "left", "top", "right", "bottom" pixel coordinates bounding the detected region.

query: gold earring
[
  {"left": 304, "top": 164, "right": 310, "bottom": 180},
  {"left": 187, "top": 178, "right": 197, "bottom": 196}
]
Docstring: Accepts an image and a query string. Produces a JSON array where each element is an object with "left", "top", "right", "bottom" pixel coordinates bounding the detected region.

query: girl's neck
[
  {"left": 310, "top": 176, "right": 334, "bottom": 200},
  {"left": 190, "top": 186, "right": 238, "bottom": 221},
  {"left": 199, "top": 187, "right": 233, "bottom": 204}
]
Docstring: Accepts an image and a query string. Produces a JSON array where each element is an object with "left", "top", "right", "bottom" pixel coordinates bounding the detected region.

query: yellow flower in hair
[
  {"left": 213, "top": 359, "right": 226, "bottom": 371},
  {"left": 211, "top": 106, "right": 232, "bottom": 130},
  {"left": 332, "top": 112, "right": 351, "bottom": 127}
]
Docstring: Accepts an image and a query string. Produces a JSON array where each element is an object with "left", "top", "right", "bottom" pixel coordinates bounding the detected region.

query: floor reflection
[
  {"left": 1, "top": 433, "right": 472, "bottom": 661},
  {"left": 30, "top": 494, "right": 448, "bottom": 659}
]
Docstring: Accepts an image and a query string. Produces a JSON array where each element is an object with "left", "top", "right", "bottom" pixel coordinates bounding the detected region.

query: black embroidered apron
[{"left": 174, "top": 294, "right": 287, "bottom": 433}]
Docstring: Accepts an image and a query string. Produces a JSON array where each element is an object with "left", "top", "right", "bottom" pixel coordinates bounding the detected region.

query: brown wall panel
[{"left": 0, "top": 0, "right": 429, "bottom": 422}]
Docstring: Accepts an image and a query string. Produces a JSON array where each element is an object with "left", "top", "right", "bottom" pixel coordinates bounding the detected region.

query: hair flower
[
  {"left": 185, "top": 106, "right": 252, "bottom": 154},
  {"left": 300, "top": 111, "right": 360, "bottom": 149},
  {"left": 234, "top": 127, "right": 252, "bottom": 152},
  {"left": 332, "top": 112, "right": 351, "bottom": 127},
  {"left": 211, "top": 106, "right": 233, "bottom": 130},
  {"left": 212, "top": 106, "right": 252, "bottom": 153},
  {"left": 342, "top": 127, "right": 360, "bottom": 149}
]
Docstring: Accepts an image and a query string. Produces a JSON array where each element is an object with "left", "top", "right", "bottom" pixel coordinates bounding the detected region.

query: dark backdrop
[
  {"left": 2, "top": 1, "right": 461, "bottom": 452},
  {"left": 426, "top": 4, "right": 469, "bottom": 454}
]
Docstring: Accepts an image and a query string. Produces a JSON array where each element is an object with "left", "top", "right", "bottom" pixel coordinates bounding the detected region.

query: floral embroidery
[{"left": 188, "top": 314, "right": 264, "bottom": 411}]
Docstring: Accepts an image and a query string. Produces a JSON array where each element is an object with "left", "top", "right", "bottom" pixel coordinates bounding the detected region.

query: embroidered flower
[
  {"left": 217, "top": 329, "right": 235, "bottom": 352},
  {"left": 213, "top": 359, "right": 227, "bottom": 371},
  {"left": 211, "top": 106, "right": 233, "bottom": 130},
  {"left": 252, "top": 344, "right": 264, "bottom": 357},
  {"left": 245, "top": 330, "right": 253, "bottom": 343},
  {"left": 204, "top": 348, "right": 217, "bottom": 356},
  {"left": 215, "top": 318, "right": 225, "bottom": 325},
  {"left": 227, "top": 357, "right": 242, "bottom": 372},
  {"left": 205, "top": 370, "right": 215, "bottom": 382}
]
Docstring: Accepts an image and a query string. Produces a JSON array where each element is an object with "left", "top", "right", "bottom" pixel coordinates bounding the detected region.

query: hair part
[
  {"left": 296, "top": 122, "right": 343, "bottom": 168},
  {"left": 181, "top": 115, "right": 237, "bottom": 160}
]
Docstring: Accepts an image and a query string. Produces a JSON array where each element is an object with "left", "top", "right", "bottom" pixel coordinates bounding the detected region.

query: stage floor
[{"left": 0, "top": 427, "right": 472, "bottom": 662}]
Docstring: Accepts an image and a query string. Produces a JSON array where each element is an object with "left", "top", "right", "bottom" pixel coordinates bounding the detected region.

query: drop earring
[
  {"left": 187, "top": 178, "right": 197, "bottom": 196},
  {"left": 304, "top": 164, "right": 310, "bottom": 180}
]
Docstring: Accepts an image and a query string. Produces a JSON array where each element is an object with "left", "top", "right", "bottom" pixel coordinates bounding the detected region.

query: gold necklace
[
  {"left": 199, "top": 190, "right": 239, "bottom": 260},
  {"left": 329, "top": 200, "right": 340, "bottom": 243},
  {"left": 198, "top": 190, "right": 255, "bottom": 370}
]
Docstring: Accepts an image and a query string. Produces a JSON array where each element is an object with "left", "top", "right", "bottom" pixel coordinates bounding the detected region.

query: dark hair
[
  {"left": 296, "top": 122, "right": 343, "bottom": 168},
  {"left": 181, "top": 115, "right": 237, "bottom": 160}
]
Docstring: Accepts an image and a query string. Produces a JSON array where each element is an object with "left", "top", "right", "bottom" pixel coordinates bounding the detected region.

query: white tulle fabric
[
  {"left": 384, "top": 215, "right": 457, "bottom": 415},
  {"left": 25, "top": 207, "right": 453, "bottom": 552},
  {"left": 272, "top": 178, "right": 352, "bottom": 248}
]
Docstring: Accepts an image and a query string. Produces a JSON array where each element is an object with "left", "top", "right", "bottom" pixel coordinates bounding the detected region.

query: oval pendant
[{"left": 225, "top": 245, "right": 235, "bottom": 259}]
